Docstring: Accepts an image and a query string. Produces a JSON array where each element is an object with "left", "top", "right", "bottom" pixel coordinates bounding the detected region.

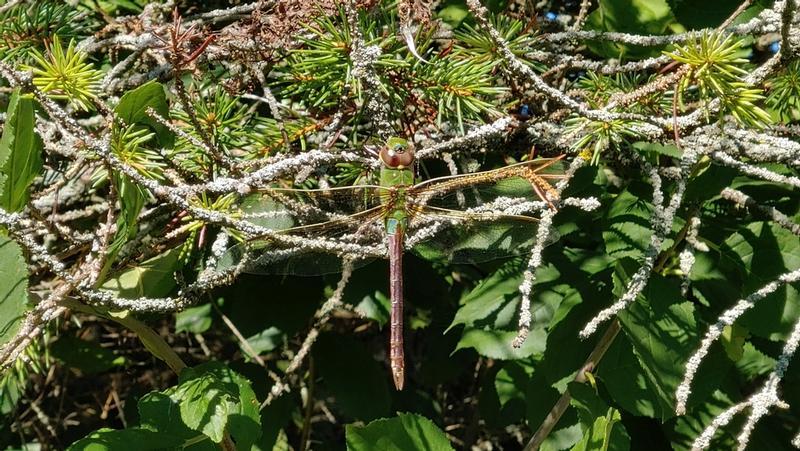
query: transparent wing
[
  {"left": 409, "top": 157, "right": 566, "bottom": 212},
  {"left": 405, "top": 158, "right": 565, "bottom": 263},
  {"left": 407, "top": 206, "right": 559, "bottom": 264},
  {"left": 217, "top": 185, "right": 389, "bottom": 276},
  {"left": 240, "top": 185, "right": 386, "bottom": 229}
]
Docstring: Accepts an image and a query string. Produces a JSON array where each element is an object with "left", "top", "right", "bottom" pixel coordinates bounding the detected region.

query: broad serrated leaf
[
  {"left": 243, "top": 326, "right": 283, "bottom": 355},
  {"left": 734, "top": 342, "right": 775, "bottom": 381},
  {"left": 345, "top": 412, "right": 454, "bottom": 451},
  {"left": 0, "top": 89, "right": 43, "bottom": 213},
  {"left": 0, "top": 235, "right": 29, "bottom": 347},
  {"left": 176, "top": 303, "right": 213, "bottom": 334},
  {"left": 450, "top": 260, "right": 526, "bottom": 331},
  {"left": 569, "top": 382, "right": 609, "bottom": 427},
  {"left": 667, "top": 389, "right": 739, "bottom": 450},
  {"left": 602, "top": 187, "right": 655, "bottom": 260},
  {"left": 455, "top": 328, "right": 545, "bottom": 360},
  {"left": 684, "top": 164, "right": 738, "bottom": 202},
  {"left": 450, "top": 258, "right": 566, "bottom": 360},
  {"left": 613, "top": 266, "right": 730, "bottom": 420},
  {"left": 541, "top": 424, "right": 584, "bottom": 451},
  {"left": 724, "top": 222, "right": 800, "bottom": 287},
  {"left": 101, "top": 247, "right": 180, "bottom": 299},
  {"left": 138, "top": 363, "right": 261, "bottom": 448},
  {"left": 66, "top": 427, "right": 179, "bottom": 451},
  {"left": 586, "top": 0, "right": 681, "bottom": 59},
  {"left": 137, "top": 392, "right": 199, "bottom": 444},
  {"left": 596, "top": 335, "right": 662, "bottom": 418},
  {"left": 722, "top": 222, "right": 800, "bottom": 340},
  {"left": 173, "top": 362, "right": 261, "bottom": 448},
  {"left": 169, "top": 374, "right": 232, "bottom": 443}
]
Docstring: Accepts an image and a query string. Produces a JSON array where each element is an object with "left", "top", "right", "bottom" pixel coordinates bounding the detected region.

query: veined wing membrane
[
  {"left": 241, "top": 185, "right": 386, "bottom": 229},
  {"left": 408, "top": 206, "right": 559, "bottom": 264},
  {"left": 405, "top": 158, "right": 564, "bottom": 264},
  {"left": 410, "top": 157, "right": 565, "bottom": 212},
  {"left": 218, "top": 185, "right": 390, "bottom": 276}
]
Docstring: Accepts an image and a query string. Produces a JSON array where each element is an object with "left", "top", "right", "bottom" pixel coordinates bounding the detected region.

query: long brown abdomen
[{"left": 388, "top": 227, "right": 405, "bottom": 390}]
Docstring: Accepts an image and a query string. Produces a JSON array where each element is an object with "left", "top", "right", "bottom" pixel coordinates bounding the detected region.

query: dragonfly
[{"left": 219, "top": 137, "right": 565, "bottom": 390}]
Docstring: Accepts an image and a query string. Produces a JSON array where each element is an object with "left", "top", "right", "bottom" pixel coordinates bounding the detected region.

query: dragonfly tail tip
[{"left": 392, "top": 371, "right": 404, "bottom": 391}]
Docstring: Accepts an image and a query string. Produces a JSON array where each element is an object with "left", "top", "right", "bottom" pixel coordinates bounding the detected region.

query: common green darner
[{"left": 220, "top": 138, "right": 564, "bottom": 390}]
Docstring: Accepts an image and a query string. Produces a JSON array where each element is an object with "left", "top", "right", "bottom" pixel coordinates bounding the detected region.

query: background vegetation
[{"left": 0, "top": 0, "right": 799, "bottom": 450}]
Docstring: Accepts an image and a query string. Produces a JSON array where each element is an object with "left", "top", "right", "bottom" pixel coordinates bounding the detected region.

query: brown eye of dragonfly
[{"left": 380, "top": 143, "right": 415, "bottom": 169}]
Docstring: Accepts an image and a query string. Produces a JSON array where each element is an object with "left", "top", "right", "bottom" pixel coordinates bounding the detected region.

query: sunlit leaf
[{"left": 345, "top": 412, "right": 454, "bottom": 451}]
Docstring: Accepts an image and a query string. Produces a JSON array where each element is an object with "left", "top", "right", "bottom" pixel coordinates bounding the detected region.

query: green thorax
[
  {"left": 379, "top": 165, "right": 415, "bottom": 189},
  {"left": 380, "top": 166, "right": 414, "bottom": 235},
  {"left": 378, "top": 137, "right": 416, "bottom": 235}
]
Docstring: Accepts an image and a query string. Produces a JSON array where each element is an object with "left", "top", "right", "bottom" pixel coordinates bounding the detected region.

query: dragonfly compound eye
[{"left": 380, "top": 141, "right": 415, "bottom": 169}]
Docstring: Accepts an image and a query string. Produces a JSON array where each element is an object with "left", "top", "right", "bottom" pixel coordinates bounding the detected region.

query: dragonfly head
[{"left": 380, "top": 137, "right": 415, "bottom": 170}]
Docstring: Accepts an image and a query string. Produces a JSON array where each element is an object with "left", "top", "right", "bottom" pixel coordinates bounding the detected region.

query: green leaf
[
  {"left": 602, "top": 187, "right": 655, "bottom": 260},
  {"left": 667, "top": 389, "right": 739, "bottom": 449},
  {"left": 720, "top": 324, "right": 747, "bottom": 361},
  {"left": 50, "top": 335, "right": 126, "bottom": 374},
  {"left": 66, "top": 428, "right": 177, "bottom": 451},
  {"left": 611, "top": 266, "right": 730, "bottom": 420},
  {"left": 722, "top": 222, "right": 800, "bottom": 340},
  {"left": 182, "top": 362, "right": 260, "bottom": 447},
  {"left": 569, "top": 382, "right": 608, "bottom": 427},
  {"left": 201, "top": 363, "right": 261, "bottom": 450},
  {"left": 0, "top": 235, "right": 29, "bottom": 347},
  {"left": 586, "top": 0, "right": 682, "bottom": 59},
  {"left": 342, "top": 263, "right": 391, "bottom": 326},
  {"left": 137, "top": 391, "right": 198, "bottom": 444},
  {"left": 479, "top": 361, "right": 531, "bottom": 428},
  {"left": 632, "top": 141, "right": 682, "bottom": 159},
  {"left": 243, "top": 326, "right": 283, "bottom": 355},
  {"left": 115, "top": 81, "right": 174, "bottom": 148},
  {"left": 596, "top": 335, "right": 661, "bottom": 418},
  {"left": 684, "top": 163, "right": 738, "bottom": 202},
  {"left": 345, "top": 412, "right": 454, "bottom": 451},
  {"left": 100, "top": 247, "right": 180, "bottom": 299},
  {"left": 170, "top": 375, "right": 231, "bottom": 443},
  {"left": 176, "top": 303, "right": 213, "bottom": 334},
  {"left": 313, "top": 333, "right": 390, "bottom": 421},
  {"left": 139, "top": 362, "right": 260, "bottom": 449},
  {"left": 734, "top": 341, "right": 775, "bottom": 381},
  {"left": 0, "top": 89, "right": 43, "bottom": 213},
  {"left": 450, "top": 260, "right": 526, "bottom": 331},
  {"left": 450, "top": 259, "right": 563, "bottom": 359},
  {"left": 570, "top": 408, "right": 629, "bottom": 451},
  {"left": 455, "top": 328, "right": 545, "bottom": 360},
  {"left": 438, "top": 2, "right": 469, "bottom": 28},
  {"left": 669, "top": 0, "right": 762, "bottom": 29},
  {"left": 541, "top": 424, "right": 585, "bottom": 451}
]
